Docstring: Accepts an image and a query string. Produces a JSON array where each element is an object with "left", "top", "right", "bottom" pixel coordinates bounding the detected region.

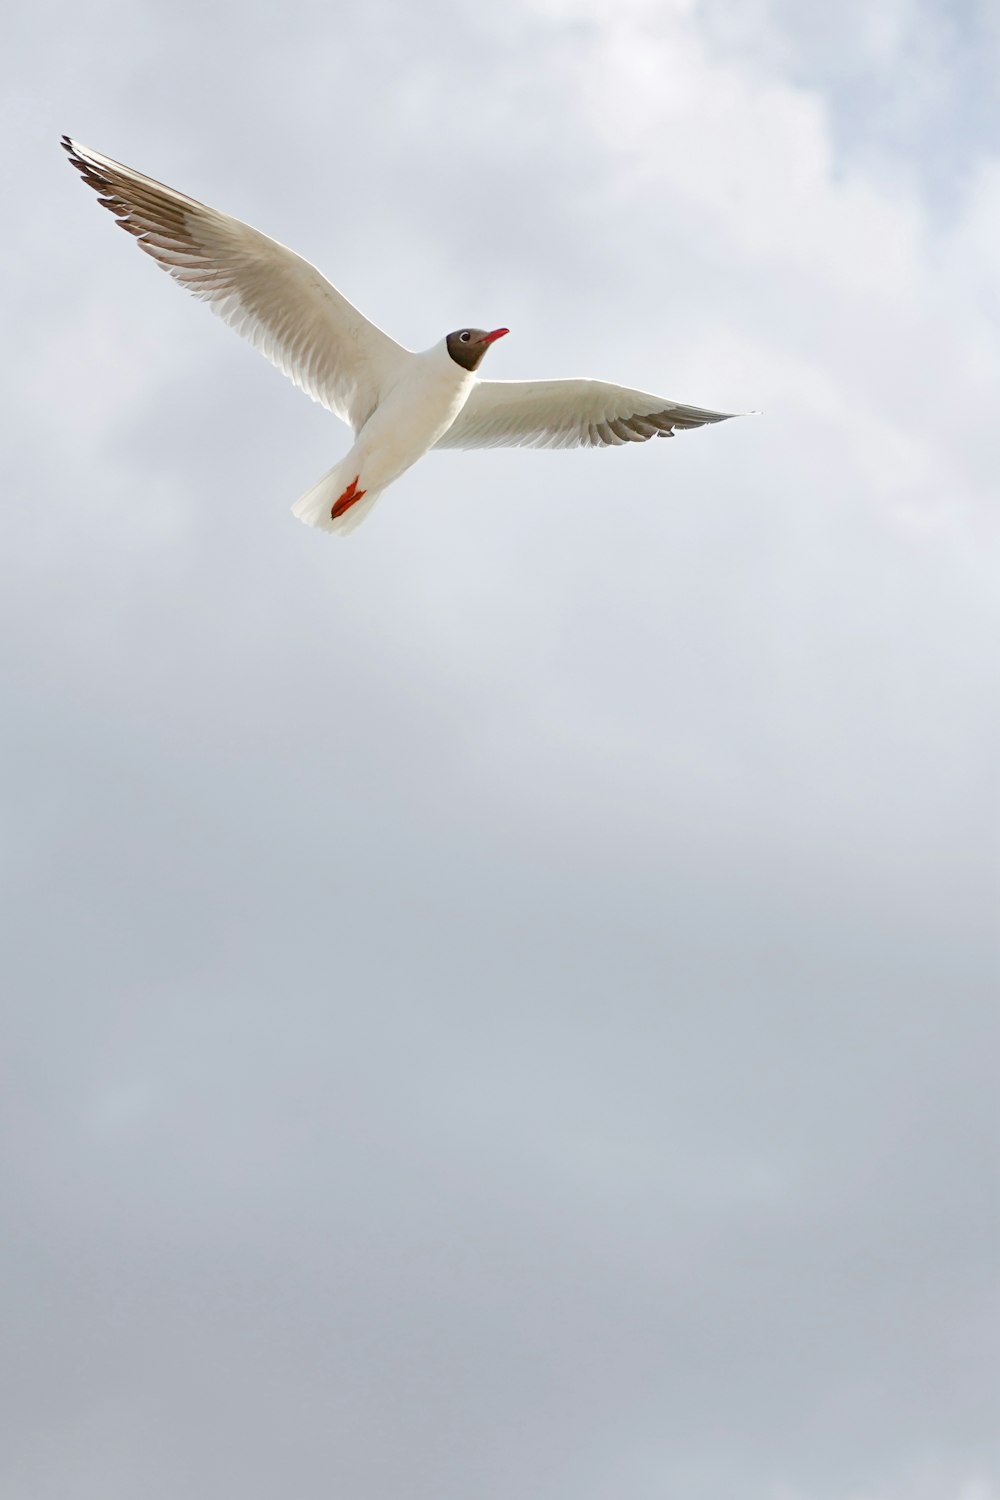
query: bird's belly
[{"left": 356, "top": 377, "right": 470, "bottom": 488}]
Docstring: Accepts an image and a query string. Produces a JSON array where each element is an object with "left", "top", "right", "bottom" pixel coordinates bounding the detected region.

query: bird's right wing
[
  {"left": 435, "top": 378, "right": 738, "bottom": 450},
  {"left": 63, "top": 137, "right": 409, "bottom": 432}
]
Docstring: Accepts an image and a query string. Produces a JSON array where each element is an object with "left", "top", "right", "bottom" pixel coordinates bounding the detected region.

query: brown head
[{"left": 445, "top": 327, "right": 509, "bottom": 372}]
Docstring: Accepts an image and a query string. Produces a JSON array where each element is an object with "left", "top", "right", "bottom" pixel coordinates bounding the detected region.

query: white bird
[{"left": 63, "top": 136, "right": 742, "bottom": 536}]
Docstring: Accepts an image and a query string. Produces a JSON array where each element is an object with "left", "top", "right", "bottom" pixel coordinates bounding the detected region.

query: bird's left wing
[
  {"left": 434, "top": 378, "right": 737, "bottom": 450},
  {"left": 62, "top": 136, "right": 409, "bottom": 432}
]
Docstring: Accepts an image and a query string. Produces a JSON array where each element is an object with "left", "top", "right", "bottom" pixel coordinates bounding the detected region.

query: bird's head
[{"left": 446, "top": 326, "right": 509, "bottom": 372}]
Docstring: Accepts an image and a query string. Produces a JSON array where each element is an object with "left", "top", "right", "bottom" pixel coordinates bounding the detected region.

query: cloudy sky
[{"left": 3, "top": 1, "right": 998, "bottom": 1497}]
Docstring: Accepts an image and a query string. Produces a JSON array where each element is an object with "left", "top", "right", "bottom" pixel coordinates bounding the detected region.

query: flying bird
[{"left": 63, "top": 136, "right": 742, "bottom": 535}]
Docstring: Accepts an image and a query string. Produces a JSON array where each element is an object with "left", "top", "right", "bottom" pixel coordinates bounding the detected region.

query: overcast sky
[{"left": 2, "top": 2, "right": 999, "bottom": 1498}]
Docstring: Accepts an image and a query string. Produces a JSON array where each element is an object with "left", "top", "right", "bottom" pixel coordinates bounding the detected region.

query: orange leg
[{"left": 331, "top": 475, "right": 367, "bottom": 520}]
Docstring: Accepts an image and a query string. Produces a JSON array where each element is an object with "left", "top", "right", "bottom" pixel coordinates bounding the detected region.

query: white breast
[{"left": 355, "top": 343, "right": 474, "bottom": 490}]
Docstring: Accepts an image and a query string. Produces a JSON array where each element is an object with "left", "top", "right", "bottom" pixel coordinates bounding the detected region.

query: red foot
[{"left": 331, "top": 475, "right": 367, "bottom": 520}]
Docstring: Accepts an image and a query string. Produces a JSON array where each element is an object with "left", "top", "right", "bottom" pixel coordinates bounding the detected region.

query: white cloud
[{"left": 3, "top": 3, "right": 998, "bottom": 1499}]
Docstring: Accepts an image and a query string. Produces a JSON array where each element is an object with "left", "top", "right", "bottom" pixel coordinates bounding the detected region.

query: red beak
[{"left": 479, "top": 327, "right": 509, "bottom": 345}]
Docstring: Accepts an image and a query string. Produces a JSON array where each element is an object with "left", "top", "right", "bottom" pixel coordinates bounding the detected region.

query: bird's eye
[{"left": 460, "top": 331, "right": 471, "bottom": 342}]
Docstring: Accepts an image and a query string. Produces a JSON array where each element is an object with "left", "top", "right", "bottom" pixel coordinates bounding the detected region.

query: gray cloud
[{"left": 2, "top": 1, "right": 998, "bottom": 1497}]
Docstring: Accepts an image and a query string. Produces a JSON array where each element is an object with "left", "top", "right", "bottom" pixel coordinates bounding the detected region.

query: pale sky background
[{"left": 2, "top": 2, "right": 999, "bottom": 1498}]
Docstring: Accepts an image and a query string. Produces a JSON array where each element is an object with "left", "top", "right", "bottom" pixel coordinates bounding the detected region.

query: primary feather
[
  {"left": 435, "top": 378, "right": 735, "bottom": 450},
  {"left": 61, "top": 136, "right": 407, "bottom": 433}
]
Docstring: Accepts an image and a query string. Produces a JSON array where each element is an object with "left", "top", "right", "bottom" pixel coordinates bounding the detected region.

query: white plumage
[{"left": 63, "top": 137, "right": 742, "bottom": 535}]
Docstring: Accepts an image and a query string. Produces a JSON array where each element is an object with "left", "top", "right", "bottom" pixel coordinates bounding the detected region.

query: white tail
[{"left": 291, "top": 460, "right": 385, "bottom": 536}]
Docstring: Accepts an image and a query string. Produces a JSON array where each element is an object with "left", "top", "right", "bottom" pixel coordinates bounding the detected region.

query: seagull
[{"left": 63, "top": 136, "right": 742, "bottom": 535}]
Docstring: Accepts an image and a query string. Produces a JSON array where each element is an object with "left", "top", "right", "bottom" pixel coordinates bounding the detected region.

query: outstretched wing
[
  {"left": 62, "top": 136, "right": 409, "bottom": 432},
  {"left": 435, "top": 378, "right": 737, "bottom": 450}
]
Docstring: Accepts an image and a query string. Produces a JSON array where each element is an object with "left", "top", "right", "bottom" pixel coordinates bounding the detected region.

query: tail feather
[{"left": 291, "top": 461, "right": 384, "bottom": 536}]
